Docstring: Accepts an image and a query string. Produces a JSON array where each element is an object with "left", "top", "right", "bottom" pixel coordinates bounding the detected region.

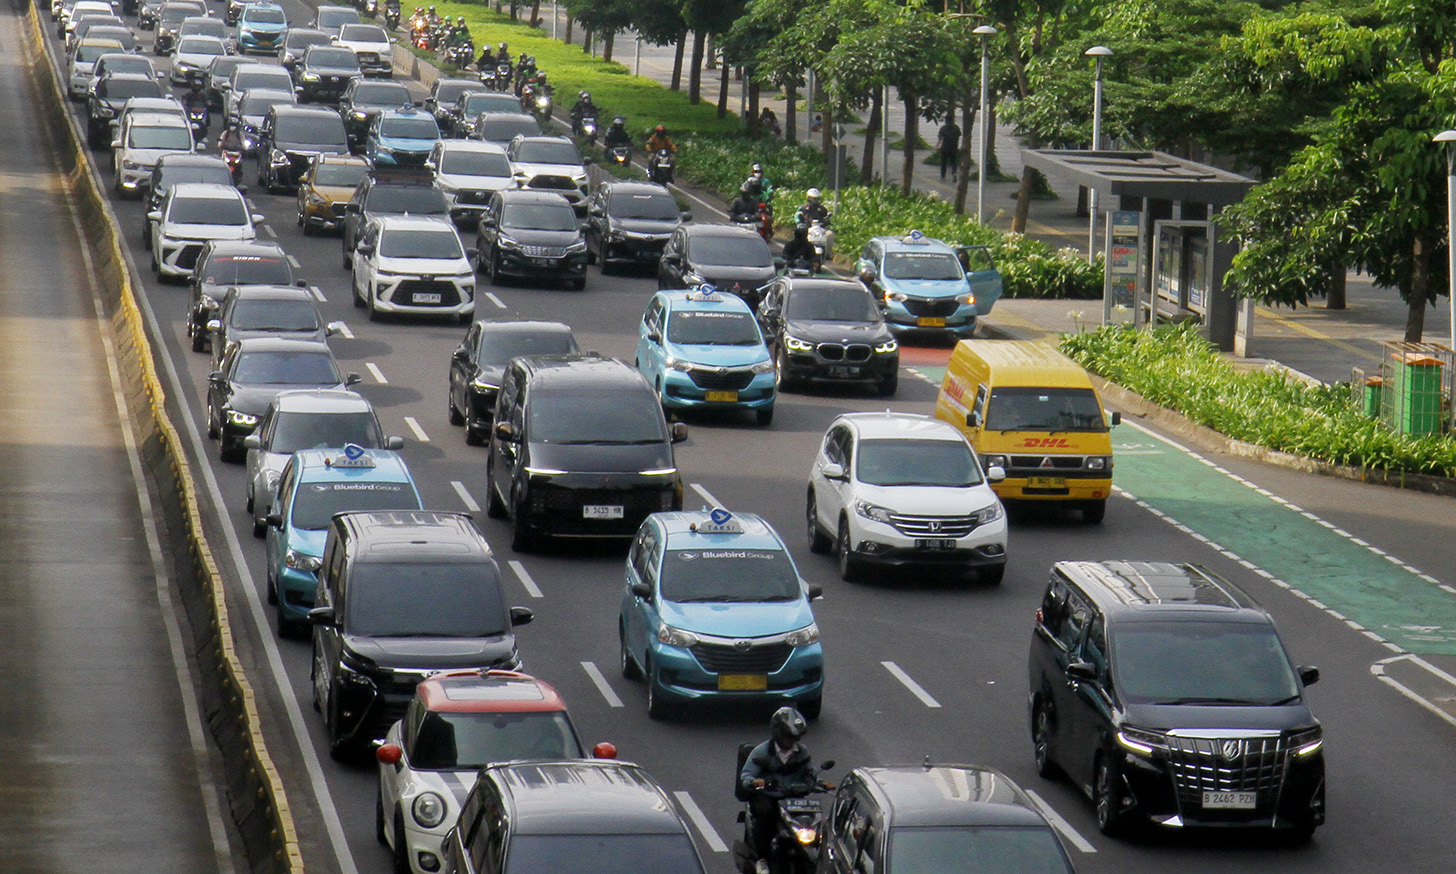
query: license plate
[
  {"left": 1026, "top": 476, "right": 1067, "bottom": 488},
  {"left": 411, "top": 292, "right": 442, "bottom": 304},
  {"left": 915, "top": 539, "right": 956, "bottom": 549},
  {"left": 829, "top": 366, "right": 860, "bottom": 377},
  {"left": 718, "top": 674, "right": 768, "bottom": 691},
  {"left": 582, "top": 504, "right": 623, "bottom": 519},
  {"left": 531, "top": 257, "right": 556, "bottom": 266},
  {"left": 917, "top": 316, "right": 946, "bottom": 327},
  {"left": 1202, "top": 791, "right": 1257, "bottom": 810},
  {"left": 705, "top": 390, "right": 738, "bottom": 402}
]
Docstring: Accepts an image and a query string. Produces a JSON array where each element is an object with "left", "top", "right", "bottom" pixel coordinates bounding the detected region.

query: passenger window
[
  {"left": 458, "top": 787, "right": 485, "bottom": 855},
  {"left": 1082, "top": 615, "right": 1109, "bottom": 682},
  {"left": 821, "top": 429, "right": 842, "bottom": 466},
  {"left": 1057, "top": 592, "right": 1092, "bottom": 651},
  {"left": 469, "top": 789, "right": 507, "bottom": 874},
  {"left": 972, "top": 385, "right": 988, "bottom": 427},
  {"left": 849, "top": 807, "right": 879, "bottom": 874}
]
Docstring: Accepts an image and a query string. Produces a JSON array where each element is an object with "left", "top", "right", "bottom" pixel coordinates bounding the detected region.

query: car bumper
[
  {"left": 276, "top": 565, "right": 319, "bottom": 622},
  {"left": 238, "top": 32, "right": 284, "bottom": 53},
  {"left": 660, "top": 371, "right": 775, "bottom": 411},
  {"left": 399, "top": 819, "right": 450, "bottom": 874},
  {"left": 648, "top": 640, "right": 824, "bottom": 704},
  {"left": 519, "top": 475, "right": 681, "bottom": 539},
  {"left": 883, "top": 300, "right": 977, "bottom": 336},
  {"left": 117, "top": 164, "right": 155, "bottom": 192},
  {"left": 780, "top": 350, "right": 898, "bottom": 386},
  {"left": 601, "top": 235, "right": 669, "bottom": 264},
  {"left": 845, "top": 514, "right": 1007, "bottom": 570},
  {"left": 993, "top": 474, "right": 1112, "bottom": 504},
  {"left": 373, "top": 274, "right": 476, "bottom": 318},
  {"left": 302, "top": 199, "right": 348, "bottom": 230},
  {"left": 155, "top": 237, "right": 208, "bottom": 277},
  {"left": 1115, "top": 746, "right": 1325, "bottom": 831},
  {"left": 494, "top": 248, "right": 588, "bottom": 279}
]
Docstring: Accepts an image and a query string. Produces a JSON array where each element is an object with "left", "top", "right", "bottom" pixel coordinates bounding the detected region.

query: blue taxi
[
  {"left": 263, "top": 444, "right": 422, "bottom": 639},
  {"left": 618, "top": 509, "right": 824, "bottom": 719},
  {"left": 236, "top": 2, "right": 289, "bottom": 54},
  {"left": 365, "top": 106, "right": 442, "bottom": 168},
  {"left": 854, "top": 231, "right": 1002, "bottom": 339},
  {"left": 635, "top": 287, "right": 777, "bottom": 426}
]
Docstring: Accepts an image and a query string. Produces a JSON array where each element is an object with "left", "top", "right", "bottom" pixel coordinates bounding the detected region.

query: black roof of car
[
  {"left": 201, "top": 239, "right": 290, "bottom": 259},
  {"left": 1053, "top": 560, "right": 1266, "bottom": 619},
  {"left": 680, "top": 222, "right": 763, "bottom": 240},
  {"left": 515, "top": 354, "right": 646, "bottom": 392},
  {"left": 230, "top": 336, "right": 333, "bottom": 355},
  {"left": 222, "top": 284, "right": 315, "bottom": 303},
  {"left": 333, "top": 511, "right": 489, "bottom": 561},
  {"left": 269, "top": 104, "right": 345, "bottom": 121},
  {"left": 600, "top": 180, "right": 674, "bottom": 198},
  {"left": 494, "top": 189, "right": 573, "bottom": 207},
  {"left": 853, "top": 764, "right": 1055, "bottom": 829},
  {"left": 483, "top": 760, "right": 692, "bottom": 835},
  {"left": 779, "top": 277, "right": 871, "bottom": 294},
  {"left": 474, "top": 319, "right": 574, "bottom": 336}
]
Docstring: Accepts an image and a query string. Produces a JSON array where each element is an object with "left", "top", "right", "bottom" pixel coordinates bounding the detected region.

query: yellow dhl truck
[{"left": 934, "top": 340, "right": 1119, "bottom": 523}]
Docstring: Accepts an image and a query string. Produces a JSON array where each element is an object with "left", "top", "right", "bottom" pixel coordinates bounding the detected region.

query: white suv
[
  {"left": 113, "top": 109, "right": 194, "bottom": 197},
  {"left": 807, "top": 412, "right": 1008, "bottom": 583},
  {"left": 505, "top": 135, "right": 591, "bottom": 211},
  {"left": 149, "top": 182, "right": 262, "bottom": 280},
  {"left": 351, "top": 215, "right": 476, "bottom": 322}
]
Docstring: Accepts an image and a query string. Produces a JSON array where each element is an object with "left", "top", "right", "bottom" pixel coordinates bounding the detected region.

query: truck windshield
[{"left": 985, "top": 387, "right": 1105, "bottom": 432}]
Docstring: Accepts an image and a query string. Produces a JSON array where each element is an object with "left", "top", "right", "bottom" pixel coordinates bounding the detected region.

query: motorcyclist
[
  {"left": 781, "top": 224, "right": 820, "bottom": 272},
  {"left": 426, "top": 4, "right": 439, "bottom": 25},
  {"left": 496, "top": 42, "right": 510, "bottom": 66},
  {"left": 571, "top": 90, "right": 596, "bottom": 121},
  {"left": 743, "top": 163, "right": 772, "bottom": 203},
  {"left": 728, "top": 183, "right": 761, "bottom": 225},
  {"left": 604, "top": 116, "right": 631, "bottom": 150},
  {"left": 181, "top": 80, "right": 208, "bottom": 131},
  {"left": 738, "top": 707, "right": 825, "bottom": 874},
  {"left": 646, "top": 124, "right": 676, "bottom": 155},
  {"left": 451, "top": 17, "right": 470, "bottom": 45},
  {"left": 795, "top": 188, "right": 831, "bottom": 227}
]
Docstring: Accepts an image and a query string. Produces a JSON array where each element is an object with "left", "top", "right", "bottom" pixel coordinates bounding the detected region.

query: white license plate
[
  {"left": 531, "top": 257, "right": 557, "bottom": 266},
  {"left": 915, "top": 539, "right": 956, "bottom": 549},
  {"left": 583, "top": 504, "right": 624, "bottom": 519},
  {"left": 1202, "top": 791, "right": 1257, "bottom": 810},
  {"left": 411, "top": 292, "right": 442, "bottom": 304},
  {"left": 829, "top": 366, "right": 860, "bottom": 377}
]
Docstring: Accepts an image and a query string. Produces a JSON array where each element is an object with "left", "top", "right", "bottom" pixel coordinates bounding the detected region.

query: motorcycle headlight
[
  {"left": 226, "top": 410, "right": 259, "bottom": 427},
  {"left": 270, "top": 149, "right": 288, "bottom": 166},
  {"left": 853, "top": 499, "right": 894, "bottom": 524},
  {"left": 750, "top": 359, "right": 775, "bottom": 374},
  {"left": 969, "top": 502, "right": 1004, "bottom": 525},
  {"left": 656, "top": 624, "right": 698, "bottom": 648},
  {"left": 283, "top": 549, "right": 321, "bottom": 571},
  {"left": 795, "top": 826, "right": 818, "bottom": 845},
  {"left": 784, "top": 335, "right": 813, "bottom": 352},
  {"left": 96, "top": 105, "right": 115, "bottom": 118},
  {"left": 412, "top": 792, "right": 447, "bottom": 828},
  {"left": 874, "top": 339, "right": 898, "bottom": 353},
  {"left": 784, "top": 623, "right": 819, "bottom": 647},
  {"left": 535, "top": 96, "right": 550, "bottom": 109},
  {"left": 351, "top": 111, "right": 367, "bottom": 121}
]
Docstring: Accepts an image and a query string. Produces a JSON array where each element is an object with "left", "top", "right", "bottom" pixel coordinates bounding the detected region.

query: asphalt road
[{"left": 30, "top": 4, "right": 1456, "bottom": 874}]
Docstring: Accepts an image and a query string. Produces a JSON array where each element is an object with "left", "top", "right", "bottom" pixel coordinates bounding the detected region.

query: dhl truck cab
[{"left": 934, "top": 340, "right": 1119, "bottom": 523}]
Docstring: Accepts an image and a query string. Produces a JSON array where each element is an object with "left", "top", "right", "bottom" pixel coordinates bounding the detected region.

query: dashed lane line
[
  {"left": 450, "top": 480, "right": 479, "bottom": 512},
  {"left": 508, "top": 560, "right": 544, "bottom": 599},
  {"left": 673, "top": 791, "right": 729, "bottom": 853},
  {"left": 261, "top": 223, "right": 276, "bottom": 238},
  {"left": 1024, "top": 790, "right": 1097, "bottom": 854},
  {"left": 335, "top": 322, "right": 353, "bottom": 339},
  {"left": 580, "top": 661, "right": 624, "bottom": 708},
  {"left": 689, "top": 482, "right": 724, "bottom": 509},
  {"left": 286, "top": 254, "right": 300, "bottom": 269},
  {"left": 310, "top": 285, "right": 327, "bottom": 303},
  {"left": 484, "top": 291, "right": 507, "bottom": 309},
  {"left": 365, "top": 362, "right": 387, "bottom": 383},
  {"left": 881, "top": 661, "right": 941, "bottom": 708},
  {"left": 404, "top": 416, "right": 429, "bottom": 442}
]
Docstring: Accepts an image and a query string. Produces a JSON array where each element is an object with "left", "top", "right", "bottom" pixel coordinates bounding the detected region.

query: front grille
[
  {"left": 1166, "top": 734, "right": 1288, "bottom": 817},
  {"left": 888, "top": 513, "right": 980, "bottom": 538},
  {"left": 456, "top": 189, "right": 489, "bottom": 205},
  {"left": 527, "top": 174, "right": 577, "bottom": 191},
  {"left": 688, "top": 369, "right": 754, "bottom": 391},
  {"left": 535, "top": 487, "right": 662, "bottom": 513},
  {"left": 816, "top": 342, "right": 872, "bottom": 362},
  {"left": 1008, "top": 455, "right": 1086, "bottom": 470},
  {"left": 902, "top": 297, "right": 960, "bottom": 317},
  {"left": 392, "top": 279, "right": 461, "bottom": 307},
  {"left": 519, "top": 244, "right": 566, "bottom": 257},
  {"left": 330, "top": 202, "right": 347, "bottom": 218},
  {"left": 177, "top": 244, "right": 204, "bottom": 271},
  {"left": 691, "top": 641, "right": 793, "bottom": 674}
]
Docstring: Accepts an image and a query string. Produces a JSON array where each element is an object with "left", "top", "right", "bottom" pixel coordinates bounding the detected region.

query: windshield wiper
[
  {"left": 1149, "top": 696, "right": 1261, "bottom": 706},
  {"left": 678, "top": 595, "right": 753, "bottom": 603},
  {"left": 557, "top": 438, "right": 660, "bottom": 445}
]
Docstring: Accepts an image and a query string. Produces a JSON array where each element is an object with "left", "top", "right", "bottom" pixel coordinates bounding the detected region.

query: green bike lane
[{"left": 910, "top": 365, "right": 1456, "bottom": 658}]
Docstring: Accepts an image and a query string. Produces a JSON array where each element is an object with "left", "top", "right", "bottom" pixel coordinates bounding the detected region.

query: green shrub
[
  {"left": 674, "top": 134, "right": 827, "bottom": 202},
  {"left": 1061, "top": 324, "right": 1456, "bottom": 477}
]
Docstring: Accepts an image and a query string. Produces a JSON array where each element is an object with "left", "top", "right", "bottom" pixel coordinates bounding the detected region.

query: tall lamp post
[
  {"left": 973, "top": 24, "right": 997, "bottom": 224},
  {"left": 1436, "top": 130, "right": 1456, "bottom": 355},
  {"left": 1085, "top": 45, "right": 1112, "bottom": 265}
]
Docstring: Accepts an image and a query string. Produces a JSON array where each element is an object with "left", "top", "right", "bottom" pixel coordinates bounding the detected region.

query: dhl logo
[{"left": 1021, "top": 437, "right": 1073, "bottom": 448}]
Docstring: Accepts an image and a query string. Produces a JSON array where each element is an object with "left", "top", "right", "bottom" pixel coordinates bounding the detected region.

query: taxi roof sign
[
  {"left": 689, "top": 507, "right": 742, "bottom": 534},
  {"left": 901, "top": 229, "right": 928, "bottom": 244},
  {"left": 325, "top": 443, "right": 376, "bottom": 468},
  {"left": 686, "top": 285, "right": 724, "bottom": 302}
]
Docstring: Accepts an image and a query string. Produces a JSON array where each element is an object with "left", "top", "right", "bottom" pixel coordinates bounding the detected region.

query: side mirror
[
  {"left": 630, "top": 581, "right": 652, "bottom": 600},
  {"left": 772, "top": 256, "right": 786, "bottom": 271},
  {"left": 986, "top": 466, "right": 1006, "bottom": 484},
  {"left": 375, "top": 743, "right": 403, "bottom": 765},
  {"left": 465, "top": 247, "right": 479, "bottom": 262},
  {"left": 413, "top": 98, "right": 422, "bottom": 106},
  {"left": 680, "top": 211, "right": 693, "bottom": 222},
  {"left": 237, "top": 184, "right": 250, "bottom": 195},
  {"left": 325, "top": 320, "right": 344, "bottom": 336},
  {"left": 1299, "top": 665, "right": 1320, "bottom": 686},
  {"left": 344, "top": 372, "right": 362, "bottom": 386},
  {"left": 480, "top": 215, "right": 496, "bottom": 228},
  {"left": 670, "top": 421, "right": 688, "bottom": 443},
  {"left": 242, "top": 434, "right": 262, "bottom": 449},
  {"left": 207, "top": 370, "right": 225, "bottom": 383},
  {"left": 266, "top": 511, "right": 283, "bottom": 528},
  {"left": 355, "top": 244, "right": 374, "bottom": 257},
  {"left": 1108, "top": 411, "right": 1122, "bottom": 426},
  {"left": 820, "top": 760, "right": 836, "bottom": 771},
  {"left": 494, "top": 421, "right": 517, "bottom": 442},
  {"left": 509, "top": 605, "right": 534, "bottom": 626},
  {"left": 581, "top": 156, "right": 593, "bottom": 165},
  {"left": 147, "top": 210, "right": 162, "bottom": 223},
  {"left": 306, "top": 606, "right": 337, "bottom": 626},
  {"left": 1066, "top": 661, "right": 1098, "bottom": 682},
  {"left": 205, "top": 319, "right": 221, "bottom": 333},
  {"left": 344, "top": 202, "right": 360, "bottom": 213},
  {"left": 250, "top": 213, "right": 265, "bottom": 224},
  {"left": 452, "top": 347, "right": 470, "bottom": 361},
  {"left": 806, "top": 584, "right": 823, "bottom": 601},
  {"left": 578, "top": 220, "right": 590, "bottom": 232},
  {"left": 966, "top": 410, "right": 982, "bottom": 428},
  {"left": 858, "top": 263, "right": 878, "bottom": 283},
  {"left": 295, "top": 278, "right": 309, "bottom": 287},
  {"left": 821, "top": 462, "right": 846, "bottom": 481},
  {"left": 384, "top": 436, "right": 404, "bottom": 450},
  {"left": 588, "top": 205, "right": 603, "bottom": 216},
  {"left": 592, "top": 741, "right": 617, "bottom": 759},
  {"left": 646, "top": 329, "right": 661, "bottom": 343},
  {"left": 111, "top": 137, "right": 121, "bottom": 149}
]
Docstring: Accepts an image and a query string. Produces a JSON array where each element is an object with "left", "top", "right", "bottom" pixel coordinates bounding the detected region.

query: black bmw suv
[
  {"left": 1028, "top": 560, "right": 1325, "bottom": 838},
  {"left": 757, "top": 277, "right": 899, "bottom": 396}
]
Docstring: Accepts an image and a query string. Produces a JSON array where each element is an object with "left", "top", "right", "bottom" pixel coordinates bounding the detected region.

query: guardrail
[{"left": 18, "top": 4, "right": 305, "bottom": 873}]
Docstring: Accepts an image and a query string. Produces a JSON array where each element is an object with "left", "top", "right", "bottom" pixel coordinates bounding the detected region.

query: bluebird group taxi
[
  {"left": 618, "top": 509, "right": 825, "bottom": 719},
  {"left": 366, "top": 105, "right": 443, "bottom": 168},
  {"left": 263, "top": 444, "right": 422, "bottom": 638},
  {"left": 855, "top": 231, "right": 989, "bottom": 339},
  {"left": 635, "top": 287, "right": 777, "bottom": 426}
]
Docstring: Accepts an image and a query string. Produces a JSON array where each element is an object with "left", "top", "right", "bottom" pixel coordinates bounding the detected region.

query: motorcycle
[
  {"left": 221, "top": 146, "right": 244, "bottom": 186},
  {"left": 446, "top": 41, "right": 474, "bottom": 69},
  {"left": 604, "top": 144, "right": 631, "bottom": 167},
  {"left": 494, "top": 62, "right": 513, "bottom": 91},
  {"left": 647, "top": 148, "right": 675, "bottom": 185},
  {"left": 383, "top": 1, "right": 400, "bottom": 28},
  {"left": 805, "top": 219, "right": 833, "bottom": 262},
  {"left": 186, "top": 104, "right": 209, "bottom": 141},
  {"left": 574, "top": 112, "right": 598, "bottom": 144},
  {"left": 363, "top": 0, "right": 377, "bottom": 18},
  {"left": 532, "top": 90, "right": 553, "bottom": 122},
  {"left": 733, "top": 758, "right": 835, "bottom": 874},
  {"left": 730, "top": 204, "right": 762, "bottom": 238}
]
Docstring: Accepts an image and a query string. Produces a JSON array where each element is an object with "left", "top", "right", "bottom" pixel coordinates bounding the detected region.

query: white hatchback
[{"left": 807, "top": 411, "right": 1008, "bottom": 584}]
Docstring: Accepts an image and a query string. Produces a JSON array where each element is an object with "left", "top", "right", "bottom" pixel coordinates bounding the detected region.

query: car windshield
[
  {"left": 666, "top": 310, "right": 762, "bottom": 346},
  {"left": 528, "top": 390, "right": 666, "bottom": 444},
  {"left": 379, "top": 229, "right": 462, "bottom": 259},
  {"left": 317, "top": 8, "right": 357, "bottom": 26},
  {"left": 985, "top": 387, "right": 1106, "bottom": 433},
  {"left": 314, "top": 162, "right": 368, "bottom": 187},
  {"left": 346, "top": 562, "right": 507, "bottom": 638},
  {"left": 169, "top": 195, "right": 247, "bottom": 224},
  {"left": 130, "top": 125, "right": 193, "bottom": 152},
  {"left": 856, "top": 438, "right": 984, "bottom": 487},
  {"left": 686, "top": 236, "right": 772, "bottom": 268},
  {"left": 105, "top": 78, "right": 164, "bottom": 100},
  {"left": 463, "top": 93, "right": 518, "bottom": 114},
  {"left": 177, "top": 37, "right": 224, "bottom": 54},
  {"left": 440, "top": 150, "right": 511, "bottom": 177},
  {"left": 287, "top": 480, "right": 418, "bottom": 530},
  {"left": 232, "top": 350, "right": 339, "bottom": 385},
  {"left": 504, "top": 834, "right": 705, "bottom": 874},
  {"left": 1112, "top": 620, "right": 1302, "bottom": 706},
  {"left": 271, "top": 411, "right": 381, "bottom": 454},
  {"left": 410, "top": 710, "right": 582, "bottom": 770},
  {"left": 886, "top": 826, "right": 1071, "bottom": 874},
  {"left": 204, "top": 255, "right": 291, "bottom": 285},
  {"left": 785, "top": 286, "right": 880, "bottom": 322},
  {"left": 229, "top": 299, "right": 320, "bottom": 332},
  {"left": 515, "top": 141, "right": 582, "bottom": 165},
  {"left": 500, "top": 203, "right": 576, "bottom": 231},
  {"left": 310, "top": 48, "right": 360, "bottom": 68},
  {"left": 240, "top": 92, "right": 293, "bottom": 117},
  {"left": 246, "top": 6, "right": 286, "bottom": 23},
  {"left": 660, "top": 548, "right": 800, "bottom": 603},
  {"left": 610, "top": 192, "right": 679, "bottom": 221},
  {"left": 477, "top": 329, "right": 576, "bottom": 364},
  {"left": 287, "top": 32, "right": 330, "bottom": 50},
  {"left": 369, "top": 186, "right": 448, "bottom": 214},
  {"left": 339, "top": 24, "right": 385, "bottom": 41},
  {"left": 883, "top": 251, "right": 965, "bottom": 281},
  {"left": 159, "top": 8, "right": 194, "bottom": 24},
  {"left": 381, "top": 116, "right": 439, "bottom": 139},
  {"left": 275, "top": 116, "right": 348, "bottom": 149},
  {"left": 353, "top": 82, "right": 410, "bottom": 107}
]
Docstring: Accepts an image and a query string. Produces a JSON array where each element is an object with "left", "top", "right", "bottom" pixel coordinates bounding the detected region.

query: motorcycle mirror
[
  {"left": 819, "top": 760, "right": 835, "bottom": 771},
  {"left": 581, "top": 156, "right": 593, "bottom": 165}
]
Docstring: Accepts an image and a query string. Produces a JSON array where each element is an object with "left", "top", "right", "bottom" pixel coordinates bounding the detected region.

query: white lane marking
[
  {"left": 580, "top": 661, "right": 624, "bottom": 708},
  {"left": 404, "top": 416, "right": 429, "bottom": 441},
  {"left": 261, "top": 224, "right": 276, "bottom": 238},
  {"left": 336, "top": 322, "right": 354, "bottom": 339},
  {"left": 484, "top": 291, "right": 506, "bottom": 309},
  {"left": 508, "top": 560, "right": 544, "bottom": 598},
  {"left": 286, "top": 254, "right": 300, "bottom": 268},
  {"left": 880, "top": 661, "right": 941, "bottom": 708},
  {"left": 674, "top": 791, "right": 729, "bottom": 853},
  {"left": 1024, "top": 790, "right": 1097, "bottom": 853},
  {"left": 689, "top": 482, "right": 724, "bottom": 509},
  {"left": 310, "top": 285, "right": 327, "bottom": 303},
  {"left": 450, "top": 480, "right": 480, "bottom": 512},
  {"left": 366, "top": 362, "right": 387, "bottom": 383},
  {"left": 1372, "top": 655, "right": 1456, "bottom": 729}
]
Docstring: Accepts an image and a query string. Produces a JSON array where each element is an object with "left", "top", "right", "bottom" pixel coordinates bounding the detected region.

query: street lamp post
[
  {"left": 973, "top": 24, "right": 997, "bottom": 224},
  {"left": 1086, "top": 45, "right": 1112, "bottom": 265},
  {"left": 1436, "top": 130, "right": 1456, "bottom": 355}
]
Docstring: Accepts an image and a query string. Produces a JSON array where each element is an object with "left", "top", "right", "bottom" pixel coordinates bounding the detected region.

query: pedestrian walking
[{"left": 937, "top": 118, "right": 962, "bottom": 181}]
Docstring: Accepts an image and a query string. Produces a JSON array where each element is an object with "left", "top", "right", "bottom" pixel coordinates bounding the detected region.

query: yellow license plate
[
  {"left": 705, "top": 390, "right": 738, "bottom": 402},
  {"left": 1026, "top": 476, "right": 1067, "bottom": 488},
  {"left": 718, "top": 674, "right": 768, "bottom": 691},
  {"left": 916, "top": 317, "right": 947, "bottom": 327}
]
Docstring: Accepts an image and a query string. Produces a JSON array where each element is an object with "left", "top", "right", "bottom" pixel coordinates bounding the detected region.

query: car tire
[
  {"left": 1032, "top": 700, "right": 1058, "bottom": 779},
  {"left": 206, "top": 408, "right": 219, "bottom": 439},
  {"left": 447, "top": 392, "right": 464, "bottom": 426},
  {"left": 837, "top": 517, "right": 862, "bottom": 582},
  {"left": 799, "top": 695, "right": 822, "bottom": 720},
  {"left": 806, "top": 489, "right": 831, "bottom": 554},
  {"left": 342, "top": 244, "right": 353, "bottom": 271},
  {"left": 1083, "top": 499, "right": 1107, "bottom": 524},
  {"left": 375, "top": 788, "right": 388, "bottom": 846},
  {"left": 326, "top": 687, "right": 355, "bottom": 762},
  {"left": 510, "top": 495, "right": 535, "bottom": 552},
  {"left": 391, "top": 811, "right": 411, "bottom": 874},
  {"left": 276, "top": 601, "right": 304, "bottom": 640},
  {"left": 755, "top": 405, "right": 774, "bottom": 427},
  {"left": 150, "top": 248, "right": 159, "bottom": 274},
  {"left": 464, "top": 425, "right": 483, "bottom": 446},
  {"left": 619, "top": 622, "right": 642, "bottom": 680},
  {"left": 775, "top": 348, "right": 797, "bottom": 393},
  {"left": 646, "top": 659, "right": 673, "bottom": 720},
  {"left": 1093, "top": 755, "right": 1127, "bottom": 837},
  {"left": 219, "top": 434, "right": 243, "bottom": 463},
  {"left": 351, "top": 274, "right": 364, "bottom": 308},
  {"left": 877, "top": 372, "right": 898, "bottom": 397},
  {"left": 366, "top": 284, "right": 381, "bottom": 322},
  {"left": 488, "top": 250, "right": 504, "bottom": 285},
  {"left": 142, "top": 223, "right": 152, "bottom": 249},
  {"left": 980, "top": 564, "right": 1004, "bottom": 585},
  {"left": 266, "top": 573, "right": 277, "bottom": 605},
  {"left": 190, "top": 323, "right": 207, "bottom": 353},
  {"left": 252, "top": 513, "right": 266, "bottom": 539}
]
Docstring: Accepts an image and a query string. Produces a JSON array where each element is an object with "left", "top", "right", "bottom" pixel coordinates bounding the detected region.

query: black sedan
[
  {"left": 757, "top": 277, "right": 900, "bottom": 396},
  {"left": 447, "top": 320, "right": 578, "bottom": 445},
  {"left": 187, "top": 241, "right": 303, "bottom": 352},
  {"left": 293, "top": 45, "right": 362, "bottom": 105},
  {"left": 207, "top": 337, "right": 360, "bottom": 462},
  {"left": 585, "top": 180, "right": 687, "bottom": 274}
]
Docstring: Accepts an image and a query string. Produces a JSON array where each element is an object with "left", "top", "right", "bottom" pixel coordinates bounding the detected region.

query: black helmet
[
  {"left": 428, "top": 5, "right": 435, "bottom": 13},
  {"left": 770, "top": 706, "right": 806, "bottom": 746},
  {"left": 612, "top": 116, "right": 625, "bottom": 126}
]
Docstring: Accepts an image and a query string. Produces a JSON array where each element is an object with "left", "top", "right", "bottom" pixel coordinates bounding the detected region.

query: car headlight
[
  {"left": 639, "top": 466, "right": 677, "bottom": 476},
  {"left": 955, "top": 293, "right": 977, "bottom": 307},
  {"left": 270, "top": 148, "right": 288, "bottom": 166},
  {"left": 351, "top": 110, "right": 368, "bottom": 121},
  {"left": 853, "top": 499, "right": 894, "bottom": 524},
  {"left": 283, "top": 549, "right": 321, "bottom": 571},
  {"left": 682, "top": 271, "right": 705, "bottom": 286},
  {"left": 784, "top": 623, "right": 819, "bottom": 647},
  {"left": 1085, "top": 455, "right": 1111, "bottom": 471},
  {"left": 750, "top": 359, "right": 775, "bottom": 374},
  {"left": 226, "top": 410, "right": 259, "bottom": 427},
  {"left": 1117, "top": 726, "right": 1165, "bottom": 757},
  {"left": 607, "top": 228, "right": 627, "bottom": 242},
  {"left": 665, "top": 356, "right": 694, "bottom": 373},
  {"left": 302, "top": 72, "right": 320, "bottom": 82},
  {"left": 795, "top": 826, "right": 818, "bottom": 845},
  {"left": 523, "top": 465, "right": 566, "bottom": 476},
  {"left": 783, "top": 335, "right": 813, "bottom": 352},
  {"left": 885, "top": 291, "right": 908, "bottom": 302},
  {"left": 412, "top": 792, "right": 447, "bottom": 828},
  {"left": 565, "top": 239, "right": 587, "bottom": 253},
  {"left": 496, "top": 234, "right": 521, "bottom": 251},
  {"left": 1290, "top": 726, "right": 1323, "bottom": 757},
  {"left": 656, "top": 624, "right": 698, "bottom": 647},
  {"left": 874, "top": 339, "right": 898, "bottom": 353},
  {"left": 969, "top": 502, "right": 1004, "bottom": 524},
  {"left": 121, "top": 159, "right": 139, "bottom": 170},
  {"left": 95, "top": 104, "right": 115, "bottom": 118},
  {"left": 307, "top": 192, "right": 328, "bottom": 206}
]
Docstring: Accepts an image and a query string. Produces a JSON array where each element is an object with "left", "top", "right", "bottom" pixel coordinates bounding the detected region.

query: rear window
[
  {"left": 367, "top": 185, "right": 448, "bottom": 215},
  {"left": 886, "top": 826, "right": 1071, "bottom": 874},
  {"left": 169, "top": 195, "right": 246, "bottom": 224},
  {"left": 271, "top": 411, "right": 382, "bottom": 454},
  {"left": 440, "top": 150, "right": 511, "bottom": 177},
  {"left": 274, "top": 115, "right": 348, "bottom": 149},
  {"left": 503, "top": 834, "right": 704, "bottom": 874},
  {"left": 203, "top": 254, "right": 292, "bottom": 286},
  {"left": 410, "top": 710, "right": 582, "bottom": 770}
]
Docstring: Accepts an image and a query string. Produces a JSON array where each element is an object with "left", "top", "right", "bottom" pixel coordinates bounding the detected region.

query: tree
[
  {"left": 681, "top": 0, "right": 746, "bottom": 105},
  {"left": 627, "top": 0, "right": 689, "bottom": 89},
  {"left": 562, "top": 0, "right": 635, "bottom": 62}
]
